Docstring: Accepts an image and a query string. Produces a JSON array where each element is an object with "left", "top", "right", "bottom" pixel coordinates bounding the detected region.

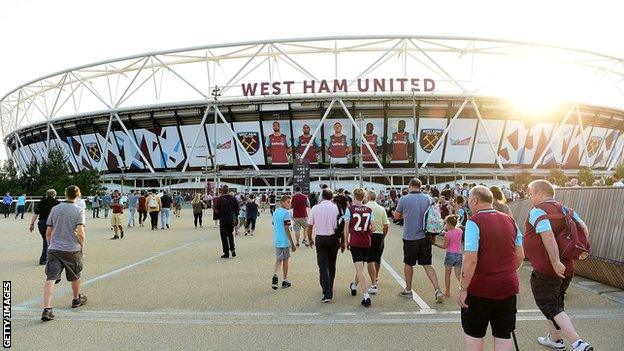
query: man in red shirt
[
  {"left": 294, "top": 124, "right": 320, "bottom": 163},
  {"left": 265, "top": 121, "right": 291, "bottom": 165},
  {"left": 458, "top": 186, "right": 524, "bottom": 350},
  {"left": 110, "top": 197, "right": 125, "bottom": 240},
  {"left": 344, "top": 188, "right": 374, "bottom": 307},
  {"left": 326, "top": 122, "right": 351, "bottom": 163},
  {"left": 388, "top": 120, "right": 414, "bottom": 163},
  {"left": 359, "top": 122, "right": 382, "bottom": 163},
  {"left": 291, "top": 186, "right": 310, "bottom": 247}
]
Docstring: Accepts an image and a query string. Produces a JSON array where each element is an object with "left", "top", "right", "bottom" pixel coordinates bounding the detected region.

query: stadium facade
[{"left": 1, "top": 36, "right": 623, "bottom": 186}]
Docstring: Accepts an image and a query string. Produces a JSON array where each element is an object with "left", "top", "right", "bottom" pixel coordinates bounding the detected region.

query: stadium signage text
[{"left": 241, "top": 78, "right": 435, "bottom": 96}]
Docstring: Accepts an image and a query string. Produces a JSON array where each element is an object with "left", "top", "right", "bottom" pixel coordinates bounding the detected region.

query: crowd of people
[{"left": 7, "top": 174, "right": 602, "bottom": 351}]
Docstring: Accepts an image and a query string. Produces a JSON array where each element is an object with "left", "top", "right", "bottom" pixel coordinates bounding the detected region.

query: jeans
[
  {"left": 149, "top": 211, "right": 159, "bottom": 229},
  {"left": 315, "top": 235, "right": 340, "bottom": 299},
  {"left": 128, "top": 207, "right": 137, "bottom": 226},
  {"left": 193, "top": 213, "right": 203, "bottom": 227},
  {"left": 103, "top": 204, "right": 110, "bottom": 218},
  {"left": 219, "top": 222, "right": 235, "bottom": 255},
  {"left": 37, "top": 219, "right": 48, "bottom": 263},
  {"left": 16, "top": 205, "right": 25, "bottom": 219},
  {"left": 161, "top": 207, "right": 171, "bottom": 228},
  {"left": 92, "top": 207, "right": 100, "bottom": 218}
]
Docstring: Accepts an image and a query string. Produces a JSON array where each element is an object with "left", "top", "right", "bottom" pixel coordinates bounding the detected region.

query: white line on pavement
[{"left": 380, "top": 258, "right": 436, "bottom": 313}]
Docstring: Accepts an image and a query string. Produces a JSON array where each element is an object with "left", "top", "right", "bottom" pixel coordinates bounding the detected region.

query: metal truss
[{"left": 2, "top": 36, "right": 624, "bottom": 173}]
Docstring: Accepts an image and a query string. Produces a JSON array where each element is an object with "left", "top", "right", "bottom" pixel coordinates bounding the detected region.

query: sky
[{"left": 1, "top": 0, "right": 623, "bottom": 160}]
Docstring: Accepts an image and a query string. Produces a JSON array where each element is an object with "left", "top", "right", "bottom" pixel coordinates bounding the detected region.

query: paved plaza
[{"left": 1, "top": 208, "right": 623, "bottom": 350}]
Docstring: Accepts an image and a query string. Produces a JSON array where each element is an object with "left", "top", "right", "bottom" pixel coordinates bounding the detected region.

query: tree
[
  {"left": 72, "top": 170, "right": 105, "bottom": 196},
  {"left": 0, "top": 159, "right": 23, "bottom": 195},
  {"left": 511, "top": 170, "right": 532, "bottom": 191},
  {"left": 577, "top": 167, "right": 595, "bottom": 186},
  {"left": 614, "top": 164, "right": 624, "bottom": 181},
  {"left": 548, "top": 167, "right": 567, "bottom": 186}
]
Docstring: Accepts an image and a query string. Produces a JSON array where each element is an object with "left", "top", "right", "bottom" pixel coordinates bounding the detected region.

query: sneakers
[
  {"left": 110, "top": 236, "right": 120, "bottom": 240},
  {"left": 220, "top": 254, "right": 229, "bottom": 259},
  {"left": 281, "top": 281, "right": 291, "bottom": 289},
  {"left": 349, "top": 282, "right": 357, "bottom": 296},
  {"left": 272, "top": 275, "right": 279, "bottom": 290},
  {"left": 166, "top": 224, "right": 170, "bottom": 229},
  {"left": 435, "top": 289, "right": 444, "bottom": 303},
  {"left": 322, "top": 296, "right": 332, "bottom": 303},
  {"left": 538, "top": 334, "right": 566, "bottom": 350},
  {"left": 120, "top": 229, "right": 124, "bottom": 239},
  {"left": 368, "top": 285, "right": 379, "bottom": 295},
  {"left": 361, "top": 297, "right": 372, "bottom": 307},
  {"left": 41, "top": 308, "right": 54, "bottom": 321},
  {"left": 231, "top": 250, "right": 237, "bottom": 258},
  {"left": 71, "top": 294, "right": 87, "bottom": 308},
  {"left": 572, "top": 340, "right": 593, "bottom": 351},
  {"left": 302, "top": 239, "right": 309, "bottom": 247},
  {"left": 399, "top": 289, "right": 413, "bottom": 298}
]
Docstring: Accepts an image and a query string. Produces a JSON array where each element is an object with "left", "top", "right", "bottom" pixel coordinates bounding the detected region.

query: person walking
[
  {"left": 40, "top": 185, "right": 88, "bottom": 321},
  {"left": 458, "top": 185, "right": 524, "bottom": 351},
  {"left": 245, "top": 195, "right": 259, "bottom": 235},
  {"left": 16, "top": 194, "right": 26, "bottom": 219},
  {"left": 271, "top": 195, "right": 296, "bottom": 290},
  {"left": 174, "top": 192, "right": 184, "bottom": 217},
  {"left": 137, "top": 191, "right": 147, "bottom": 227},
  {"left": 215, "top": 185, "right": 239, "bottom": 258},
  {"left": 524, "top": 180, "right": 593, "bottom": 351},
  {"left": 345, "top": 188, "right": 375, "bottom": 307},
  {"left": 364, "top": 190, "right": 389, "bottom": 294},
  {"left": 29, "top": 189, "right": 60, "bottom": 265},
  {"left": 191, "top": 194, "right": 204, "bottom": 228},
  {"left": 110, "top": 198, "right": 125, "bottom": 239},
  {"left": 102, "top": 192, "right": 112, "bottom": 218},
  {"left": 212, "top": 194, "right": 220, "bottom": 228},
  {"left": 432, "top": 215, "right": 463, "bottom": 297},
  {"left": 3, "top": 192, "right": 13, "bottom": 218},
  {"left": 269, "top": 192, "right": 277, "bottom": 214},
  {"left": 490, "top": 186, "right": 513, "bottom": 217},
  {"left": 146, "top": 190, "right": 161, "bottom": 230},
  {"left": 160, "top": 191, "right": 173, "bottom": 229},
  {"left": 393, "top": 178, "right": 444, "bottom": 303},
  {"left": 91, "top": 194, "right": 100, "bottom": 218},
  {"left": 126, "top": 190, "right": 138, "bottom": 227},
  {"left": 291, "top": 186, "right": 310, "bottom": 246},
  {"left": 306, "top": 188, "right": 343, "bottom": 303}
]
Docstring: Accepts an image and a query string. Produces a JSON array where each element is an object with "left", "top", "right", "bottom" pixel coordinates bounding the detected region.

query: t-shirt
[
  {"left": 46, "top": 202, "right": 85, "bottom": 252},
  {"left": 272, "top": 207, "right": 292, "bottom": 248},
  {"left": 246, "top": 202, "right": 259, "bottom": 218},
  {"left": 35, "top": 196, "right": 60, "bottom": 221},
  {"left": 161, "top": 195, "right": 173, "bottom": 208},
  {"left": 111, "top": 203, "right": 124, "bottom": 214},
  {"left": 127, "top": 195, "right": 139, "bottom": 208},
  {"left": 291, "top": 193, "right": 309, "bottom": 219},
  {"left": 444, "top": 228, "right": 463, "bottom": 254},
  {"left": 102, "top": 194, "right": 112, "bottom": 205},
  {"left": 395, "top": 191, "right": 430, "bottom": 241},
  {"left": 17, "top": 196, "right": 26, "bottom": 206},
  {"left": 366, "top": 201, "right": 389, "bottom": 234},
  {"left": 344, "top": 205, "right": 374, "bottom": 247},
  {"left": 269, "top": 194, "right": 276, "bottom": 205}
]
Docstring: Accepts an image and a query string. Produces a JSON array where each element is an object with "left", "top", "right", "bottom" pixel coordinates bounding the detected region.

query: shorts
[
  {"left": 530, "top": 270, "right": 572, "bottom": 326},
  {"left": 111, "top": 213, "right": 122, "bottom": 226},
  {"left": 175, "top": 204, "right": 182, "bottom": 210},
  {"left": 293, "top": 218, "right": 308, "bottom": 232},
  {"left": 45, "top": 249, "right": 83, "bottom": 282},
  {"left": 461, "top": 293, "right": 517, "bottom": 339},
  {"left": 275, "top": 247, "right": 291, "bottom": 261},
  {"left": 403, "top": 238, "right": 432, "bottom": 266},
  {"left": 350, "top": 246, "right": 370, "bottom": 263},
  {"left": 366, "top": 233, "right": 385, "bottom": 264},
  {"left": 444, "top": 252, "right": 463, "bottom": 267}
]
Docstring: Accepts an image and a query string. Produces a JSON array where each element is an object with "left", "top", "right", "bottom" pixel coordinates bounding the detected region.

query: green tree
[
  {"left": 72, "top": 169, "right": 105, "bottom": 196},
  {"left": 614, "top": 164, "right": 624, "bottom": 181},
  {"left": 0, "top": 159, "right": 23, "bottom": 195},
  {"left": 511, "top": 170, "right": 533, "bottom": 191},
  {"left": 548, "top": 167, "right": 567, "bottom": 186},
  {"left": 577, "top": 167, "right": 595, "bottom": 186}
]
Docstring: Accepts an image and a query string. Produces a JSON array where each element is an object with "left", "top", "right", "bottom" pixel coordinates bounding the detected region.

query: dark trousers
[
  {"left": 270, "top": 204, "right": 276, "bottom": 214},
  {"left": 37, "top": 219, "right": 48, "bottom": 263},
  {"left": 16, "top": 205, "right": 24, "bottom": 219},
  {"left": 315, "top": 235, "right": 340, "bottom": 299},
  {"left": 194, "top": 213, "right": 203, "bottom": 227},
  {"left": 149, "top": 211, "right": 159, "bottom": 229},
  {"left": 92, "top": 207, "right": 100, "bottom": 218},
  {"left": 139, "top": 210, "right": 147, "bottom": 224},
  {"left": 219, "top": 222, "right": 235, "bottom": 255},
  {"left": 3, "top": 204, "right": 10, "bottom": 218},
  {"left": 245, "top": 216, "right": 257, "bottom": 231}
]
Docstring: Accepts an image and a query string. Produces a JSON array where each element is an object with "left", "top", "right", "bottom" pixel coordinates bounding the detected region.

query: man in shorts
[
  {"left": 41, "top": 185, "right": 88, "bottom": 321},
  {"left": 110, "top": 197, "right": 124, "bottom": 239},
  {"left": 365, "top": 190, "right": 389, "bottom": 294},
  {"left": 393, "top": 178, "right": 444, "bottom": 303},
  {"left": 271, "top": 195, "right": 296, "bottom": 289},
  {"left": 291, "top": 186, "right": 310, "bottom": 246}
]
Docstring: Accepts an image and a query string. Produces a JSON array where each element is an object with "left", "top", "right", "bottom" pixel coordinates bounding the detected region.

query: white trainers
[
  {"left": 538, "top": 334, "right": 566, "bottom": 350},
  {"left": 368, "top": 285, "right": 379, "bottom": 295},
  {"left": 571, "top": 340, "right": 593, "bottom": 351},
  {"left": 435, "top": 289, "right": 444, "bottom": 303}
]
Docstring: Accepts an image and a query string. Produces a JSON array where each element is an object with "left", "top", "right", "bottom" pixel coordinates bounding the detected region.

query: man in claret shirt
[
  {"left": 357, "top": 123, "right": 382, "bottom": 163},
  {"left": 265, "top": 121, "right": 291, "bottom": 165},
  {"left": 388, "top": 120, "right": 414, "bottom": 163},
  {"left": 294, "top": 124, "right": 321, "bottom": 164},
  {"left": 325, "top": 122, "right": 351, "bottom": 164}
]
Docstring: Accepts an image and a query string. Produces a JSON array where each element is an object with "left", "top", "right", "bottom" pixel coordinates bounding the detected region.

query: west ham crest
[
  {"left": 85, "top": 142, "right": 101, "bottom": 162},
  {"left": 419, "top": 129, "right": 443, "bottom": 153},
  {"left": 237, "top": 132, "right": 260, "bottom": 155},
  {"left": 587, "top": 136, "right": 602, "bottom": 158}
]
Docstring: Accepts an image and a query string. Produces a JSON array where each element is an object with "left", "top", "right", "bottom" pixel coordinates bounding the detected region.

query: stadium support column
[
  {"left": 98, "top": 114, "right": 113, "bottom": 171},
  {"left": 181, "top": 105, "right": 212, "bottom": 172},
  {"left": 337, "top": 100, "right": 384, "bottom": 170},
  {"left": 471, "top": 99, "right": 504, "bottom": 170},
  {"left": 213, "top": 86, "right": 221, "bottom": 192},
  {"left": 420, "top": 99, "right": 469, "bottom": 169},
  {"left": 412, "top": 89, "right": 419, "bottom": 178},
  {"left": 113, "top": 113, "right": 156, "bottom": 173},
  {"left": 576, "top": 105, "right": 592, "bottom": 167},
  {"left": 300, "top": 100, "right": 336, "bottom": 161}
]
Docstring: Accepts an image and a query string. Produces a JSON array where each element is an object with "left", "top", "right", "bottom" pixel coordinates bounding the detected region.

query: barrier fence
[{"left": 509, "top": 187, "right": 624, "bottom": 289}]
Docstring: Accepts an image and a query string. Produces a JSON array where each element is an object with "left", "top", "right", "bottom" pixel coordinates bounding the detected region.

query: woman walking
[
  {"left": 490, "top": 185, "right": 513, "bottom": 216},
  {"left": 146, "top": 190, "right": 161, "bottom": 230},
  {"left": 192, "top": 194, "right": 204, "bottom": 228}
]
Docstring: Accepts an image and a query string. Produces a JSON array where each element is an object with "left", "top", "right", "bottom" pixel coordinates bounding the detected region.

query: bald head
[
  {"left": 367, "top": 190, "right": 377, "bottom": 201},
  {"left": 469, "top": 185, "right": 493, "bottom": 205}
]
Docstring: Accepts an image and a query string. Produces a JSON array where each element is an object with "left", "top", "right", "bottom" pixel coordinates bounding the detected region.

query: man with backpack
[{"left": 525, "top": 180, "right": 593, "bottom": 351}]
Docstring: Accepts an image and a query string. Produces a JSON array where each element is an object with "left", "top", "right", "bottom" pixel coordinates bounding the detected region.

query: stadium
[{"left": 1, "top": 36, "right": 624, "bottom": 189}]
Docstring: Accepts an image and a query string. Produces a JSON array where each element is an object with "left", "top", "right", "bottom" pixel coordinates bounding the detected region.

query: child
[
  {"left": 238, "top": 204, "right": 247, "bottom": 234},
  {"left": 110, "top": 198, "right": 125, "bottom": 240},
  {"left": 271, "top": 195, "right": 296, "bottom": 290},
  {"left": 345, "top": 188, "right": 375, "bottom": 307},
  {"left": 245, "top": 195, "right": 259, "bottom": 235},
  {"left": 433, "top": 215, "right": 462, "bottom": 297}
]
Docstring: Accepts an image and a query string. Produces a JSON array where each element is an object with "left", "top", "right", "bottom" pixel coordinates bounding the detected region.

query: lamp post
[
  {"left": 412, "top": 88, "right": 419, "bottom": 179},
  {"left": 211, "top": 85, "right": 221, "bottom": 192},
  {"left": 357, "top": 112, "right": 364, "bottom": 189},
  {"left": 119, "top": 165, "right": 127, "bottom": 194}
]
